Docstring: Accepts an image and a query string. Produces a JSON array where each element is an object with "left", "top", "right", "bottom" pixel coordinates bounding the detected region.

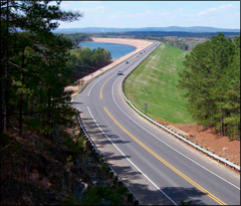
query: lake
[{"left": 79, "top": 41, "right": 136, "bottom": 59}]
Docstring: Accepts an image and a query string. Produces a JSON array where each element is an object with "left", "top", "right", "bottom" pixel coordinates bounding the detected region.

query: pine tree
[
  {"left": 179, "top": 33, "right": 240, "bottom": 139},
  {"left": 0, "top": 0, "right": 81, "bottom": 136}
]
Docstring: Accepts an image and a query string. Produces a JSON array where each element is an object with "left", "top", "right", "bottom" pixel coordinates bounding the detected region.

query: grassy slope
[{"left": 124, "top": 43, "right": 193, "bottom": 124}]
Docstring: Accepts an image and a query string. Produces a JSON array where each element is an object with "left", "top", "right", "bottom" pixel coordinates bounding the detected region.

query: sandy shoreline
[{"left": 65, "top": 37, "right": 152, "bottom": 96}]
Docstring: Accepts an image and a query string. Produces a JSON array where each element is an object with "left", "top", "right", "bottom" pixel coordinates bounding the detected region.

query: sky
[{"left": 56, "top": 1, "right": 240, "bottom": 29}]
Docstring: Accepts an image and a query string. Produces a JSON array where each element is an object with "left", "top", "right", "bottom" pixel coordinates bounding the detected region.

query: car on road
[
  {"left": 126, "top": 61, "right": 129, "bottom": 64},
  {"left": 117, "top": 71, "right": 124, "bottom": 75}
]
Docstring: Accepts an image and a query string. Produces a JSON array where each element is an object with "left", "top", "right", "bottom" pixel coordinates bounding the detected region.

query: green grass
[{"left": 124, "top": 43, "right": 193, "bottom": 124}]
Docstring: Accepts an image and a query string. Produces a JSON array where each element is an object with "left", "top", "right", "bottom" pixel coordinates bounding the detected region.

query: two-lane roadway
[{"left": 72, "top": 41, "right": 240, "bottom": 205}]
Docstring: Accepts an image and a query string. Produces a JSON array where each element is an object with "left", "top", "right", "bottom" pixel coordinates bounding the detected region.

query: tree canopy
[
  {"left": 179, "top": 33, "right": 240, "bottom": 140},
  {"left": 68, "top": 47, "right": 111, "bottom": 81},
  {"left": 0, "top": 0, "right": 81, "bottom": 137}
]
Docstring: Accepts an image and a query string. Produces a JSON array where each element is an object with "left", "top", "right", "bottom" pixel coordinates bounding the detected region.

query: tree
[
  {"left": 68, "top": 47, "right": 111, "bottom": 81},
  {"left": 178, "top": 33, "right": 240, "bottom": 139},
  {"left": 0, "top": 0, "right": 81, "bottom": 136}
]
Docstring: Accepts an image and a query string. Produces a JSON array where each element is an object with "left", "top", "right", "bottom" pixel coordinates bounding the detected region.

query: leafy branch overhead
[{"left": 0, "top": 0, "right": 81, "bottom": 137}]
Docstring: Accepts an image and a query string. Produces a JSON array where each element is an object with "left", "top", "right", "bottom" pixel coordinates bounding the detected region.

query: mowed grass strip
[{"left": 124, "top": 43, "right": 193, "bottom": 124}]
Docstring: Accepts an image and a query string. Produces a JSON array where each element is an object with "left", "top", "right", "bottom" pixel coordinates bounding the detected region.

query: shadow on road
[
  {"left": 83, "top": 117, "right": 131, "bottom": 146},
  {"left": 79, "top": 113, "right": 208, "bottom": 205}
]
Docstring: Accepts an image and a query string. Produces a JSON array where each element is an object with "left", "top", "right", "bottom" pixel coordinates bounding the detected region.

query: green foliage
[
  {"left": 61, "top": 33, "right": 91, "bottom": 46},
  {"left": 80, "top": 185, "right": 128, "bottom": 205},
  {"left": 180, "top": 200, "right": 192, "bottom": 205},
  {"left": 68, "top": 47, "right": 111, "bottom": 81},
  {"left": 0, "top": 0, "right": 81, "bottom": 137},
  {"left": 0, "top": 133, "right": 10, "bottom": 147},
  {"left": 65, "top": 195, "right": 81, "bottom": 205},
  {"left": 179, "top": 33, "right": 240, "bottom": 139}
]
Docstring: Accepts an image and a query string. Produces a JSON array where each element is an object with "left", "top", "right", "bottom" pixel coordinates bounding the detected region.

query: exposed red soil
[
  {"left": 156, "top": 119, "right": 240, "bottom": 166},
  {"left": 176, "top": 124, "right": 240, "bottom": 166}
]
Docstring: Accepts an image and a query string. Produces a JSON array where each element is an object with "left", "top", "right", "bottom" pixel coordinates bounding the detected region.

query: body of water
[{"left": 79, "top": 41, "right": 136, "bottom": 59}]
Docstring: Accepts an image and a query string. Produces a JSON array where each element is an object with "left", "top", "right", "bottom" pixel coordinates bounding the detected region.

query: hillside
[
  {"left": 124, "top": 43, "right": 193, "bottom": 124},
  {"left": 55, "top": 26, "right": 240, "bottom": 34}
]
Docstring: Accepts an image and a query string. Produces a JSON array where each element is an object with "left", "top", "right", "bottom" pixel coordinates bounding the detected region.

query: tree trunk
[
  {"left": 0, "top": 1, "right": 4, "bottom": 134},
  {"left": 47, "top": 95, "right": 51, "bottom": 138},
  {"left": 220, "top": 109, "right": 223, "bottom": 136},
  {"left": 4, "top": 0, "right": 10, "bottom": 132},
  {"left": 19, "top": 51, "right": 25, "bottom": 137}
]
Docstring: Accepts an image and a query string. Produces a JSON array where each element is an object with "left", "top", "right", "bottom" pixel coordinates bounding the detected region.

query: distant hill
[
  {"left": 105, "top": 31, "right": 240, "bottom": 38},
  {"left": 54, "top": 26, "right": 240, "bottom": 34}
]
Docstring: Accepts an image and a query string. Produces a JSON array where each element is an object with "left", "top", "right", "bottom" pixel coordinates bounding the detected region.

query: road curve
[{"left": 72, "top": 41, "right": 240, "bottom": 205}]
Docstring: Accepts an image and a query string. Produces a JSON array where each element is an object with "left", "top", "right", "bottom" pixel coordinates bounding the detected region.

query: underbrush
[{"left": 0, "top": 115, "right": 136, "bottom": 205}]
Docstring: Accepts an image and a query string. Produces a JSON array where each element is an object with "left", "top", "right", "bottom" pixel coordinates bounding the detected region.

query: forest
[
  {"left": 179, "top": 33, "right": 240, "bottom": 140},
  {"left": 102, "top": 31, "right": 240, "bottom": 38},
  {"left": 0, "top": 0, "right": 111, "bottom": 138},
  {"left": 0, "top": 0, "right": 81, "bottom": 138},
  {"left": 69, "top": 47, "right": 111, "bottom": 81},
  {"left": 60, "top": 33, "right": 92, "bottom": 46},
  {"left": 1, "top": 1, "right": 240, "bottom": 205},
  {"left": 95, "top": 31, "right": 239, "bottom": 51},
  {"left": 0, "top": 1, "right": 132, "bottom": 205}
]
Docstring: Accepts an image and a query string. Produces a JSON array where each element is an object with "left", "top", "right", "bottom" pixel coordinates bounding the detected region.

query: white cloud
[
  {"left": 219, "top": 4, "right": 233, "bottom": 9},
  {"left": 198, "top": 8, "right": 217, "bottom": 16},
  {"left": 57, "top": 2, "right": 240, "bottom": 29},
  {"left": 198, "top": 3, "right": 233, "bottom": 16},
  {"left": 67, "top": 5, "right": 105, "bottom": 15},
  {"left": 82, "top": 5, "right": 105, "bottom": 14}
]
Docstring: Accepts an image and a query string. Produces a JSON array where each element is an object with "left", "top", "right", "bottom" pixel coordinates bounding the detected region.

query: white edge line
[
  {"left": 85, "top": 41, "right": 156, "bottom": 96},
  {"left": 112, "top": 78, "right": 240, "bottom": 191},
  {"left": 87, "top": 76, "right": 101, "bottom": 96},
  {"left": 119, "top": 42, "right": 240, "bottom": 172},
  {"left": 124, "top": 94, "right": 240, "bottom": 171},
  {"left": 84, "top": 40, "right": 157, "bottom": 97},
  {"left": 86, "top": 106, "right": 177, "bottom": 206},
  {"left": 77, "top": 114, "right": 139, "bottom": 204}
]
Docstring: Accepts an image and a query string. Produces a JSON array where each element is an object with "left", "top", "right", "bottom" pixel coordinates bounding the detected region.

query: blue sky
[{"left": 57, "top": 1, "right": 240, "bottom": 29}]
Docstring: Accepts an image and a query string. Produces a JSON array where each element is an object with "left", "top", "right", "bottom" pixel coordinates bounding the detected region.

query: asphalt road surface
[{"left": 72, "top": 41, "right": 240, "bottom": 205}]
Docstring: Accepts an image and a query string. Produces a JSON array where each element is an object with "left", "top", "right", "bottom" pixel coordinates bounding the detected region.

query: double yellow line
[
  {"left": 100, "top": 78, "right": 110, "bottom": 100},
  {"left": 99, "top": 77, "right": 226, "bottom": 205},
  {"left": 103, "top": 106, "right": 226, "bottom": 205}
]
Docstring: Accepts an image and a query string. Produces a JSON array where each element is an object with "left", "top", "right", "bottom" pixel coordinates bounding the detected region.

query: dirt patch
[
  {"left": 175, "top": 124, "right": 240, "bottom": 166},
  {"left": 155, "top": 119, "right": 240, "bottom": 166}
]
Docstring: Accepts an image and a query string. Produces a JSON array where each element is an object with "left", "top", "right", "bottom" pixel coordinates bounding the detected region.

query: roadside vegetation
[
  {"left": 1, "top": 115, "right": 134, "bottom": 205},
  {"left": 179, "top": 33, "right": 240, "bottom": 140},
  {"left": 0, "top": 1, "right": 135, "bottom": 205},
  {"left": 124, "top": 43, "right": 193, "bottom": 124},
  {"left": 124, "top": 33, "right": 240, "bottom": 141},
  {"left": 61, "top": 33, "right": 92, "bottom": 46},
  {"left": 68, "top": 47, "right": 111, "bottom": 81}
]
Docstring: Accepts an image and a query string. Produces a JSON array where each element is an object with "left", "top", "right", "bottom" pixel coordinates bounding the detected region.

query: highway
[{"left": 72, "top": 41, "right": 240, "bottom": 205}]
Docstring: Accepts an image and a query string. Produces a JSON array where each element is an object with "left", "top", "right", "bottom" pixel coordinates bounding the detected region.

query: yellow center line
[
  {"left": 103, "top": 106, "right": 227, "bottom": 205},
  {"left": 100, "top": 78, "right": 111, "bottom": 100}
]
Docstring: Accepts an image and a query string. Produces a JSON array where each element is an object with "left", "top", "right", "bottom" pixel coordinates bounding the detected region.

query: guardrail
[
  {"left": 72, "top": 42, "right": 153, "bottom": 98},
  {"left": 72, "top": 40, "right": 159, "bottom": 204},
  {"left": 76, "top": 114, "right": 140, "bottom": 205},
  {"left": 122, "top": 94, "right": 240, "bottom": 171}
]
